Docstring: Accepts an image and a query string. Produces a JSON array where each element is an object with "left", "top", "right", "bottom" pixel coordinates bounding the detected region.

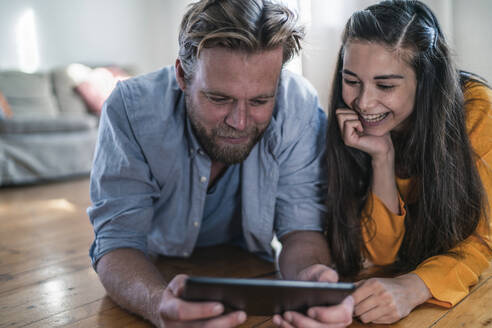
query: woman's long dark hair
[{"left": 325, "top": 0, "right": 490, "bottom": 277}]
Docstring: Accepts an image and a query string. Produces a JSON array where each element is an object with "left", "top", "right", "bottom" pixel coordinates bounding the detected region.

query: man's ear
[{"left": 175, "top": 59, "right": 187, "bottom": 91}]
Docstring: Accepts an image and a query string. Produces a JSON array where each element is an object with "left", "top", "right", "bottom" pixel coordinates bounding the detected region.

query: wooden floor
[{"left": 1, "top": 178, "right": 491, "bottom": 327}]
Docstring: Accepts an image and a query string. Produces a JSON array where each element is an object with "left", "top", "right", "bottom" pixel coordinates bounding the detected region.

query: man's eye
[
  {"left": 208, "top": 96, "right": 230, "bottom": 104},
  {"left": 343, "top": 79, "right": 359, "bottom": 86},
  {"left": 250, "top": 99, "right": 268, "bottom": 106}
]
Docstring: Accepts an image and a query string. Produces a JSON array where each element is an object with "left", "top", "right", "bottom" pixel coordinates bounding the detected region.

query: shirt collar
[{"left": 185, "top": 112, "right": 206, "bottom": 159}]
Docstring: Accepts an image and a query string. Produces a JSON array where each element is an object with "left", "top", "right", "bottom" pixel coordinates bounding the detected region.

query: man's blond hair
[{"left": 178, "top": 0, "right": 304, "bottom": 81}]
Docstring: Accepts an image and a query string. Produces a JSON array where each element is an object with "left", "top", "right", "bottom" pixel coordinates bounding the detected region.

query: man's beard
[{"left": 186, "top": 96, "right": 268, "bottom": 165}]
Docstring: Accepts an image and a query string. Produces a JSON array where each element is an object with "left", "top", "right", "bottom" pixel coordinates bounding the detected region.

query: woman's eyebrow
[
  {"left": 343, "top": 69, "right": 404, "bottom": 80},
  {"left": 374, "top": 74, "right": 404, "bottom": 80},
  {"left": 342, "top": 69, "right": 357, "bottom": 77}
]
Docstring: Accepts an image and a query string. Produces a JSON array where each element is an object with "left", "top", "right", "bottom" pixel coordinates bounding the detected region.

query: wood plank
[
  {"left": 0, "top": 199, "right": 91, "bottom": 245},
  {"left": 0, "top": 232, "right": 92, "bottom": 272},
  {"left": 0, "top": 178, "right": 91, "bottom": 205},
  {"left": 250, "top": 304, "right": 448, "bottom": 328},
  {"left": 0, "top": 209, "right": 89, "bottom": 242},
  {"left": 63, "top": 306, "right": 148, "bottom": 328},
  {"left": 348, "top": 304, "right": 447, "bottom": 328},
  {"left": 154, "top": 245, "right": 276, "bottom": 281},
  {"left": 0, "top": 254, "right": 90, "bottom": 294},
  {"left": 21, "top": 298, "right": 116, "bottom": 328},
  {"left": 0, "top": 181, "right": 95, "bottom": 278},
  {"left": 250, "top": 303, "right": 448, "bottom": 328},
  {"left": 65, "top": 305, "right": 273, "bottom": 328},
  {"left": 432, "top": 269, "right": 492, "bottom": 327},
  {"left": 0, "top": 245, "right": 91, "bottom": 283},
  {"left": 0, "top": 267, "right": 106, "bottom": 328}
]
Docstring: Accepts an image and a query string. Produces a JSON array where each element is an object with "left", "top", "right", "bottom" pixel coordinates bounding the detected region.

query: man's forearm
[
  {"left": 96, "top": 248, "right": 167, "bottom": 326},
  {"left": 278, "top": 231, "right": 332, "bottom": 280}
]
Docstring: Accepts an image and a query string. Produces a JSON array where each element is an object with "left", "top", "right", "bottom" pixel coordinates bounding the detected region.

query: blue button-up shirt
[
  {"left": 196, "top": 163, "right": 243, "bottom": 247},
  {"left": 88, "top": 66, "right": 327, "bottom": 267}
]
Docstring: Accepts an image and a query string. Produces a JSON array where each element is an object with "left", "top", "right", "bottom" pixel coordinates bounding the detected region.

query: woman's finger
[
  {"left": 353, "top": 293, "right": 379, "bottom": 317},
  {"left": 336, "top": 111, "right": 359, "bottom": 128},
  {"left": 273, "top": 314, "right": 295, "bottom": 328},
  {"left": 341, "top": 119, "right": 363, "bottom": 146},
  {"left": 357, "top": 303, "right": 392, "bottom": 324}
]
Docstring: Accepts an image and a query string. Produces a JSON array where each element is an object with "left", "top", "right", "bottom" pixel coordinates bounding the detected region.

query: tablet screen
[{"left": 182, "top": 276, "right": 355, "bottom": 315}]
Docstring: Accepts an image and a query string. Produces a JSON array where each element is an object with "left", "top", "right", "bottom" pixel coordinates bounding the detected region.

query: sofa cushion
[
  {"left": 0, "top": 71, "right": 59, "bottom": 117},
  {"left": 0, "top": 114, "right": 98, "bottom": 134},
  {"left": 0, "top": 128, "right": 98, "bottom": 186},
  {"left": 52, "top": 66, "right": 91, "bottom": 115}
]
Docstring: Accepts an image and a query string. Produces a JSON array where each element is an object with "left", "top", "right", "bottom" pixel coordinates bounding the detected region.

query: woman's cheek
[{"left": 342, "top": 89, "right": 355, "bottom": 109}]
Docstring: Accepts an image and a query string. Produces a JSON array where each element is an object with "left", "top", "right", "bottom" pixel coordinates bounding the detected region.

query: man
[{"left": 88, "top": 0, "right": 353, "bottom": 327}]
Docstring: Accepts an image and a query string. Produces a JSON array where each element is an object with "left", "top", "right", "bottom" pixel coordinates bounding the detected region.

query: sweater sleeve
[{"left": 412, "top": 83, "right": 492, "bottom": 307}]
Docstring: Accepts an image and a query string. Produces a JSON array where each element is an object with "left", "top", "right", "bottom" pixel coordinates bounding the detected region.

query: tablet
[{"left": 182, "top": 276, "right": 355, "bottom": 316}]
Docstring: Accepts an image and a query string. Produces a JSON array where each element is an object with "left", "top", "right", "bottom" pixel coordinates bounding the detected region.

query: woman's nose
[{"left": 356, "top": 86, "right": 377, "bottom": 113}]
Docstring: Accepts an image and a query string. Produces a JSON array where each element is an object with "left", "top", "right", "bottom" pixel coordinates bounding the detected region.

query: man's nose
[
  {"left": 225, "top": 101, "right": 247, "bottom": 131},
  {"left": 356, "top": 86, "right": 377, "bottom": 113}
]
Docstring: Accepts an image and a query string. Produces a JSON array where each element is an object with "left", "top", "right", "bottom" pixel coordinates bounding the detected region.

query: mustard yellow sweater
[{"left": 362, "top": 81, "right": 492, "bottom": 307}]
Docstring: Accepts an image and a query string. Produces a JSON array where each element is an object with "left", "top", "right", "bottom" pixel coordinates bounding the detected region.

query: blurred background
[{"left": 1, "top": 0, "right": 490, "bottom": 110}]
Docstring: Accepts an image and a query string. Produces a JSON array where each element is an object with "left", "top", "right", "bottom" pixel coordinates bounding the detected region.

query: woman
[{"left": 324, "top": 0, "right": 492, "bottom": 325}]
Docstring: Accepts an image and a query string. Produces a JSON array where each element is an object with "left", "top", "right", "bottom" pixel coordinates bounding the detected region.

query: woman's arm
[
  {"left": 411, "top": 151, "right": 492, "bottom": 307},
  {"left": 336, "top": 108, "right": 400, "bottom": 213}
]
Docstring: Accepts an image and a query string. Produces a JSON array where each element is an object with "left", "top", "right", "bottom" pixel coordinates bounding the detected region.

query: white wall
[
  {"left": 0, "top": 0, "right": 490, "bottom": 99},
  {"left": 145, "top": 0, "right": 193, "bottom": 72},
  {"left": 300, "top": 0, "right": 492, "bottom": 109},
  {"left": 424, "top": 0, "right": 492, "bottom": 82},
  {"left": 0, "top": 0, "right": 193, "bottom": 74},
  {"left": 452, "top": 0, "right": 492, "bottom": 82}
]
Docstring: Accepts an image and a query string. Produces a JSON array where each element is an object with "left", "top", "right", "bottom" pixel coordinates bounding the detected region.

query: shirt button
[
  {"left": 200, "top": 176, "right": 207, "bottom": 183},
  {"left": 193, "top": 221, "right": 199, "bottom": 228},
  {"left": 198, "top": 149, "right": 205, "bottom": 156},
  {"left": 183, "top": 251, "right": 189, "bottom": 256},
  {"left": 189, "top": 148, "right": 194, "bottom": 155}
]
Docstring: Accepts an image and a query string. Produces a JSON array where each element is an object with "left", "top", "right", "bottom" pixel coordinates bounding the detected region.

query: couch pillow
[
  {"left": 73, "top": 65, "right": 129, "bottom": 115},
  {"left": 0, "top": 90, "right": 13, "bottom": 118},
  {"left": 0, "top": 71, "right": 60, "bottom": 117},
  {"left": 52, "top": 66, "right": 91, "bottom": 115}
]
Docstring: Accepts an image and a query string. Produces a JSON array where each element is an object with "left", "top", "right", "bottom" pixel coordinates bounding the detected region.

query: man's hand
[
  {"left": 154, "top": 274, "right": 247, "bottom": 327},
  {"left": 296, "top": 264, "right": 339, "bottom": 283},
  {"left": 96, "top": 249, "right": 246, "bottom": 328},
  {"left": 352, "top": 273, "right": 431, "bottom": 324},
  {"left": 272, "top": 264, "right": 353, "bottom": 328}
]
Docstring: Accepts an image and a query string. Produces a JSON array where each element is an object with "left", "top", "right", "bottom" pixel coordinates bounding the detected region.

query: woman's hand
[
  {"left": 352, "top": 273, "right": 431, "bottom": 324},
  {"left": 336, "top": 108, "right": 400, "bottom": 213},
  {"left": 335, "top": 108, "right": 394, "bottom": 162},
  {"left": 272, "top": 296, "right": 354, "bottom": 328},
  {"left": 272, "top": 264, "right": 354, "bottom": 328}
]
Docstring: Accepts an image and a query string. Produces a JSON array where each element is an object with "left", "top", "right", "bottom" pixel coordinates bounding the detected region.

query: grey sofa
[{"left": 0, "top": 67, "right": 100, "bottom": 186}]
